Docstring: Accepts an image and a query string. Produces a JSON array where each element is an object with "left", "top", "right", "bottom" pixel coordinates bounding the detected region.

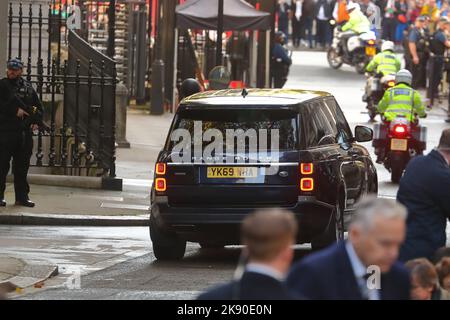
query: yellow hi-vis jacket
[
  {"left": 377, "top": 83, "right": 426, "bottom": 121},
  {"left": 366, "top": 50, "right": 401, "bottom": 76}
]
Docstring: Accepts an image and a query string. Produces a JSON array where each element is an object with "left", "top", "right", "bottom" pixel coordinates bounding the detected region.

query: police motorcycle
[
  {"left": 375, "top": 115, "right": 426, "bottom": 183},
  {"left": 363, "top": 73, "right": 396, "bottom": 121},
  {"left": 327, "top": 20, "right": 378, "bottom": 74}
]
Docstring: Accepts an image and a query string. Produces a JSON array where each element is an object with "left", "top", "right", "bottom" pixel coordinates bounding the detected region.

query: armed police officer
[
  {"left": 374, "top": 69, "right": 427, "bottom": 163},
  {"left": 429, "top": 17, "right": 450, "bottom": 100},
  {"left": 0, "top": 58, "right": 44, "bottom": 207},
  {"left": 405, "top": 16, "right": 429, "bottom": 89},
  {"left": 272, "top": 31, "right": 292, "bottom": 88}
]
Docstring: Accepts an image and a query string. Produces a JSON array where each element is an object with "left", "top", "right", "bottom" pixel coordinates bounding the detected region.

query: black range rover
[{"left": 150, "top": 89, "right": 378, "bottom": 260}]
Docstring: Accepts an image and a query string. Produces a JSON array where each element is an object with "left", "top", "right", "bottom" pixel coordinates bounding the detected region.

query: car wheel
[
  {"left": 150, "top": 215, "right": 186, "bottom": 260},
  {"left": 311, "top": 198, "right": 344, "bottom": 251}
]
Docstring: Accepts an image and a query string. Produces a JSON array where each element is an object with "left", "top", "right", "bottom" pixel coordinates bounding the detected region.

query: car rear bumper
[{"left": 151, "top": 196, "right": 335, "bottom": 244}]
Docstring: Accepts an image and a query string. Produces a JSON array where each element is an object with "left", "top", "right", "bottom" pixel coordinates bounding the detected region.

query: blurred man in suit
[
  {"left": 287, "top": 198, "right": 411, "bottom": 300},
  {"left": 198, "top": 208, "right": 300, "bottom": 300},
  {"left": 397, "top": 128, "right": 450, "bottom": 262}
]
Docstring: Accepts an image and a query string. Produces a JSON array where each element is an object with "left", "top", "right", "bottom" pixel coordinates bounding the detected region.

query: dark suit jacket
[
  {"left": 287, "top": 242, "right": 411, "bottom": 300},
  {"left": 197, "top": 271, "right": 300, "bottom": 300},
  {"left": 397, "top": 149, "right": 450, "bottom": 262}
]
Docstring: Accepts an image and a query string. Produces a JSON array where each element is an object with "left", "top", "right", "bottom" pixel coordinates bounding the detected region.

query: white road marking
[{"left": 100, "top": 203, "right": 150, "bottom": 211}]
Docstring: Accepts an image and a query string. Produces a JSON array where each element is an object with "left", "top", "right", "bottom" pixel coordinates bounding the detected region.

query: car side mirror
[{"left": 354, "top": 125, "right": 373, "bottom": 142}]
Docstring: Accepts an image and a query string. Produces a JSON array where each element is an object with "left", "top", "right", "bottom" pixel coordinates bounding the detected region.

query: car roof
[{"left": 180, "top": 89, "right": 332, "bottom": 106}]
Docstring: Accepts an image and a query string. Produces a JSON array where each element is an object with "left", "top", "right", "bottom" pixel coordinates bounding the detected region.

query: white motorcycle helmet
[
  {"left": 395, "top": 69, "right": 413, "bottom": 86},
  {"left": 381, "top": 41, "right": 395, "bottom": 52},
  {"left": 346, "top": 2, "right": 361, "bottom": 12}
]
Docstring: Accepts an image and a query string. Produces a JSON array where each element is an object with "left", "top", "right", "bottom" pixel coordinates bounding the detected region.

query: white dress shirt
[
  {"left": 345, "top": 241, "right": 381, "bottom": 300},
  {"left": 295, "top": 1, "right": 303, "bottom": 20},
  {"left": 317, "top": 5, "right": 327, "bottom": 20}
]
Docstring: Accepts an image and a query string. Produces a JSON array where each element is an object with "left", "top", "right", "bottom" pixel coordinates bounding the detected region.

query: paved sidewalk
[
  {"left": 0, "top": 108, "right": 174, "bottom": 226},
  {"left": 0, "top": 255, "right": 58, "bottom": 299}
]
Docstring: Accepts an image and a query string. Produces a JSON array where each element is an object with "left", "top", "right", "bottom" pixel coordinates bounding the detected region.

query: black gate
[{"left": 7, "top": 2, "right": 117, "bottom": 182}]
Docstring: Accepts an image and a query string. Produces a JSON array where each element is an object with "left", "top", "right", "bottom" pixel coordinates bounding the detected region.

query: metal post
[
  {"left": 216, "top": 0, "right": 224, "bottom": 66},
  {"left": 249, "top": 31, "right": 257, "bottom": 87},
  {"left": 0, "top": 0, "right": 8, "bottom": 72},
  {"left": 150, "top": 0, "right": 164, "bottom": 114},
  {"left": 107, "top": 0, "right": 116, "bottom": 59},
  {"left": 265, "top": 31, "right": 271, "bottom": 88},
  {"left": 161, "top": 0, "right": 176, "bottom": 107},
  {"left": 257, "top": 0, "right": 276, "bottom": 88},
  {"left": 148, "top": 0, "right": 153, "bottom": 86},
  {"left": 172, "top": 28, "right": 179, "bottom": 112},
  {"left": 135, "top": 6, "right": 147, "bottom": 104}
]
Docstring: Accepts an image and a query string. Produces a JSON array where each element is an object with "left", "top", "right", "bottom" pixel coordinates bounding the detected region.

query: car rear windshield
[{"left": 166, "top": 108, "right": 299, "bottom": 152}]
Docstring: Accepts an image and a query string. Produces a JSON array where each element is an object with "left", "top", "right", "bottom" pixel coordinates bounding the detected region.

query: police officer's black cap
[
  {"left": 7, "top": 58, "right": 24, "bottom": 70},
  {"left": 275, "top": 31, "right": 286, "bottom": 39}
]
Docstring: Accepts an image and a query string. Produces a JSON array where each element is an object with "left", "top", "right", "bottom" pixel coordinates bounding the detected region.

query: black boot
[{"left": 375, "top": 147, "right": 384, "bottom": 164}]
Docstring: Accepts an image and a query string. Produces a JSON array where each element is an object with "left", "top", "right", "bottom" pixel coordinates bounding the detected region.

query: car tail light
[
  {"left": 301, "top": 163, "right": 314, "bottom": 175},
  {"left": 387, "top": 80, "right": 395, "bottom": 87},
  {"left": 155, "top": 163, "right": 166, "bottom": 175},
  {"left": 300, "top": 178, "right": 314, "bottom": 192},
  {"left": 300, "top": 162, "right": 314, "bottom": 192},
  {"left": 155, "top": 178, "right": 166, "bottom": 192}
]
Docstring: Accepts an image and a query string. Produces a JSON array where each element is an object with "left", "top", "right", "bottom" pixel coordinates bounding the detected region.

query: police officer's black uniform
[
  {"left": 404, "top": 24, "right": 429, "bottom": 89},
  {"left": 271, "top": 32, "right": 292, "bottom": 89},
  {"left": 429, "top": 26, "right": 447, "bottom": 97},
  {"left": 0, "top": 60, "right": 43, "bottom": 207}
]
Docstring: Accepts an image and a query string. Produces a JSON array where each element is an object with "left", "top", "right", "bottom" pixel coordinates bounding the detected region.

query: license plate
[
  {"left": 390, "top": 139, "right": 408, "bottom": 151},
  {"left": 366, "top": 46, "right": 376, "bottom": 56},
  {"left": 207, "top": 167, "right": 258, "bottom": 178}
]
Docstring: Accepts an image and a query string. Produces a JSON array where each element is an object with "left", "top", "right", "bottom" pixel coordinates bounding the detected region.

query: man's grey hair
[
  {"left": 438, "top": 128, "right": 450, "bottom": 153},
  {"left": 351, "top": 197, "right": 407, "bottom": 231}
]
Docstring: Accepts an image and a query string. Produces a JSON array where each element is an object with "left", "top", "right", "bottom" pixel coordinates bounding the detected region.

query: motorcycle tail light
[
  {"left": 393, "top": 124, "right": 408, "bottom": 136},
  {"left": 367, "top": 40, "right": 375, "bottom": 45},
  {"left": 387, "top": 80, "right": 395, "bottom": 87}
]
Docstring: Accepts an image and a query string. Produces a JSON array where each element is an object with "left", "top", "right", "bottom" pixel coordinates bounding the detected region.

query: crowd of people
[
  {"left": 198, "top": 128, "right": 450, "bottom": 300},
  {"left": 276, "top": 0, "right": 450, "bottom": 48}
]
